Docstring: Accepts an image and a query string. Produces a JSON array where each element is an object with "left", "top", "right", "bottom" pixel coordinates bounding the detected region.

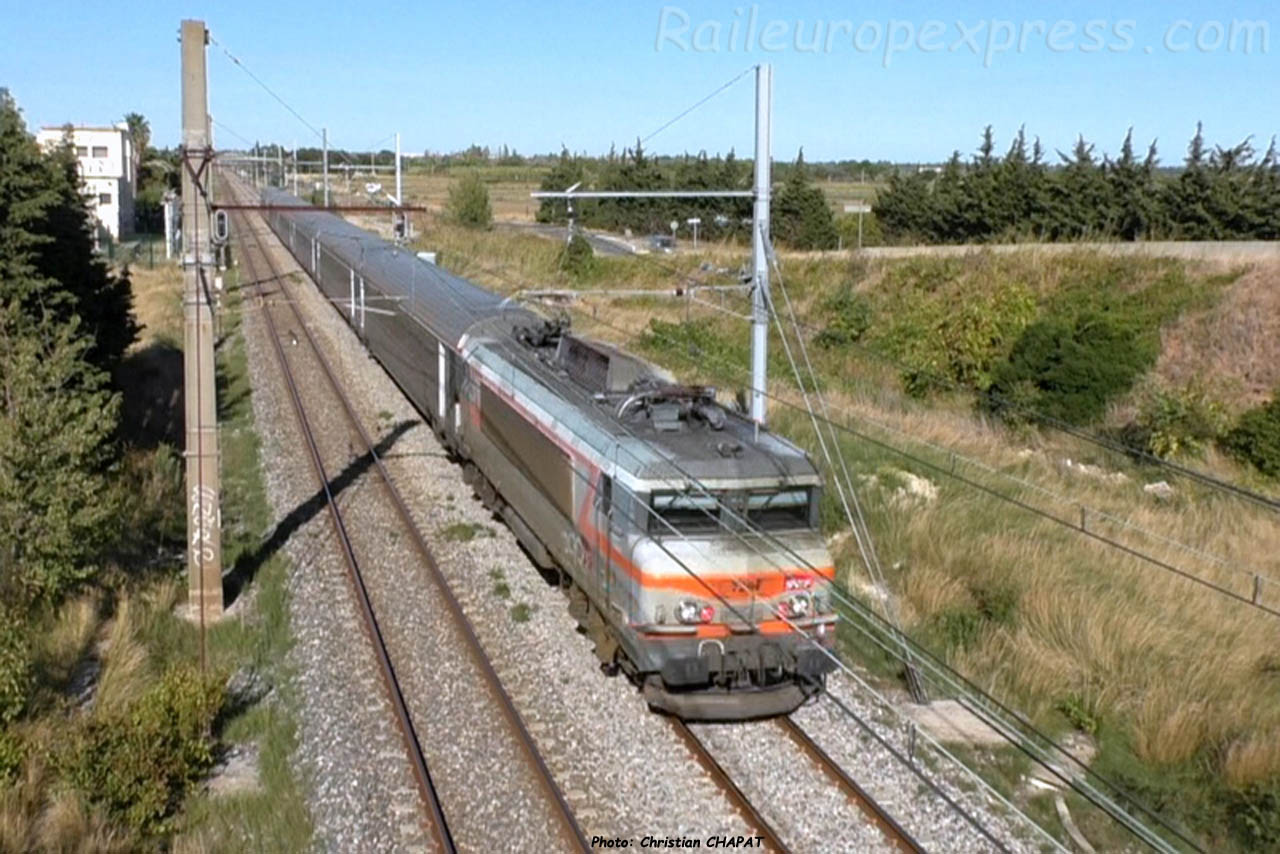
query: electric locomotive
[{"left": 261, "top": 187, "right": 837, "bottom": 719}]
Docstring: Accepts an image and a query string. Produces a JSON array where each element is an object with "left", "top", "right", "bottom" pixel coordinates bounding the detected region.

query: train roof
[
  {"left": 261, "top": 188, "right": 515, "bottom": 346},
  {"left": 468, "top": 324, "right": 821, "bottom": 489},
  {"left": 265, "top": 189, "right": 821, "bottom": 490}
]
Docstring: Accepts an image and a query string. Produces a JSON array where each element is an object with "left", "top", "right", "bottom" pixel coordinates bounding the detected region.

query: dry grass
[
  {"left": 31, "top": 594, "right": 101, "bottom": 688},
  {"left": 126, "top": 262, "right": 182, "bottom": 346},
  {"left": 92, "top": 598, "right": 149, "bottom": 719},
  {"left": 400, "top": 173, "right": 543, "bottom": 222},
  {"left": 0, "top": 756, "right": 126, "bottom": 854},
  {"left": 1157, "top": 260, "right": 1280, "bottom": 411}
]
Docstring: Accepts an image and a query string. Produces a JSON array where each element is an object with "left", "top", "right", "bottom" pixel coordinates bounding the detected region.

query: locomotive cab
[{"left": 623, "top": 479, "right": 839, "bottom": 720}]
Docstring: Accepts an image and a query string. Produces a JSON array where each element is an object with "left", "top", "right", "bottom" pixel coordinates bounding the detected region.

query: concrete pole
[
  {"left": 180, "top": 18, "right": 223, "bottom": 634},
  {"left": 163, "top": 192, "right": 175, "bottom": 259},
  {"left": 394, "top": 131, "right": 402, "bottom": 204},
  {"left": 292, "top": 145, "right": 298, "bottom": 196},
  {"left": 322, "top": 127, "right": 329, "bottom": 207},
  {"left": 277, "top": 145, "right": 283, "bottom": 189},
  {"left": 750, "top": 63, "right": 772, "bottom": 425}
]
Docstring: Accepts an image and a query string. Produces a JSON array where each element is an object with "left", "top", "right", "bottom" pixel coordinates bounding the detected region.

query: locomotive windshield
[
  {"left": 649, "top": 488, "right": 815, "bottom": 535},
  {"left": 745, "top": 488, "right": 812, "bottom": 531},
  {"left": 649, "top": 492, "right": 722, "bottom": 534}
]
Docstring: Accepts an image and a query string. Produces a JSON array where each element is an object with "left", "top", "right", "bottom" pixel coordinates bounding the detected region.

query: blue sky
[{"left": 2, "top": 1, "right": 1276, "bottom": 164}]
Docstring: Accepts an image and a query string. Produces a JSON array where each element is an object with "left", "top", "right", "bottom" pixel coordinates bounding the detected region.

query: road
[{"left": 498, "top": 222, "right": 637, "bottom": 256}]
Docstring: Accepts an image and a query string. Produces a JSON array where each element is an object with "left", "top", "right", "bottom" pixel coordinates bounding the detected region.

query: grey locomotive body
[{"left": 262, "top": 189, "right": 837, "bottom": 719}]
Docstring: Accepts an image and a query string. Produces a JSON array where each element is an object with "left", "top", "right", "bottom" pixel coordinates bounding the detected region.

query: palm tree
[{"left": 123, "top": 112, "right": 149, "bottom": 180}]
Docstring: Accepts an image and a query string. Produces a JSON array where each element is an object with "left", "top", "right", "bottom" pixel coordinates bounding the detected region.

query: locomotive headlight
[
  {"left": 782, "top": 594, "right": 812, "bottom": 619},
  {"left": 675, "top": 600, "right": 700, "bottom": 624}
]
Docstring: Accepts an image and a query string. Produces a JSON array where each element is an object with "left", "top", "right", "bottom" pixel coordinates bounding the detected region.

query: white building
[{"left": 35, "top": 124, "right": 136, "bottom": 242}]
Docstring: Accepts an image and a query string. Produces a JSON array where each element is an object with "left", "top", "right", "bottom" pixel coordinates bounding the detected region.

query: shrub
[
  {"left": 971, "top": 583, "right": 1018, "bottom": 625},
  {"left": 445, "top": 172, "right": 492, "bottom": 230},
  {"left": 61, "top": 666, "right": 224, "bottom": 837},
  {"left": 814, "top": 289, "right": 872, "bottom": 348},
  {"left": 0, "top": 726, "right": 22, "bottom": 782},
  {"left": 1221, "top": 782, "right": 1280, "bottom": 851},
  {"left": 835, "top": 210, "right": 883, "bottom": 248},
  {"left": 1055, "top": 694, "right": 1100, "bottom": 735},
  {"left": 558, "top": 233, "right": 596, "bottom": 279},
  {"left": 932, "top": 608, "right": 982, "bottom": 650},
  {"left": 0, "top": 610, "right": 32, "bottom": 725},
  {"left": 1134, "top": 382, "right": 1229, "bottom": 459},
  {"left": 1222, "top": 396, "right": 1280, "bottom": 478},
  {"left": 877, "top": 276, "right": 1035, "bottom": 396},
  {"left": 985, "top": 310, "right": 1157, "bottom": 425}
]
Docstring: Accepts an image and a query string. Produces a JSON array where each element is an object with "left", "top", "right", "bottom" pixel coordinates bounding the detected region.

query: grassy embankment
[
  {"left": 0, "top": 256, "right": 311, "bottom": 851},
  {"left": 413, "top": 215, "right": 1280, "bottom": 851}
]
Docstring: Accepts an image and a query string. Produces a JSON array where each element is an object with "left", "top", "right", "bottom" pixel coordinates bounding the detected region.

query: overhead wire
[
  {"left": 612, "top": 242, "right": 1279, "bottom": 513},
  {"left": 209, "top": 34, "right": 362, "bottom": 175},
  {"left": 573, "top": 305, "right": 1280, "bottom": 617},
  {"left": 564, "top": 243, "right": 1271, "bottom": 587},
  {"left": 538, "top": 305, "right": 1200, "bottom": 853},
  {"left": 639, "top": 64, "right": 756, "bottom": 146},
  {"left": 466, "top": 335, "right": 1045, "bottom": 854}
]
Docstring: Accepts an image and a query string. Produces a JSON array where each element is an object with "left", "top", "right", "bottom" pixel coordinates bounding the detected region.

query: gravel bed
[
  {"left": 691, "top": 720, "right": 896, "bottom": 853},
  {"left": 241, "top": 254, "right": 436, "bottom": 853},
  {"left": 792, "top": 671, "right": 1055, "bottom": 853},
  {"left": 250, "top": 242, "right": 574, "bottom": 850}
]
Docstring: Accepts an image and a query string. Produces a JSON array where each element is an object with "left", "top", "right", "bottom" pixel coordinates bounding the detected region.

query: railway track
[
  {"left": 672, "top": 716, "right": 926, "bottom": 853},
  {"left": 226, "top": 176, "right": 588, "bottom": 852},
  {"left": 775, "top": 717, "right": 924, "bottom": 853},
  {"left": 670, "top": 719, "right": 790, "bottom": 853}
]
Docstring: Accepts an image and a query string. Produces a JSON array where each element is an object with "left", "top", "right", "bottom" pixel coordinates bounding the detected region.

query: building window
[
  {"left": 98, "top": 193, "right": 112, "bottom": 205},
  {"left": 91, "top": 146, "right": 108, "bottom": 158},
  {"left": 75, "top": 146, "right": 88, "bottom": 157}
]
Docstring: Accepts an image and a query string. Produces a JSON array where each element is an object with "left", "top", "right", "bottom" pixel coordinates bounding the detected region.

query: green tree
[
  {"left": 0, "top": 305, "right": 121, "bottom": 603},
  {"left": 1049, "top": 135, "right": 1110, "bottom": 239},
  {"left": 1164, "top": 123, "right": 1218, "bottom": 239},
  {"left": 875, "top": 169, "right": 932, "bottom": 242},
  {"left": 772, "top": 149, "right": 838, "bottom": 250},
  {"left": 0, "top": 92, "right": 137, "bottom": 374},
  {"left": 1106, "top": 130, "right": 1160, "bottom": 240},
  {"left": 0, "top": 91, "right": 125, "bottom": 603},
  {"left": 123, "top": 112, "right": 150, "bottom": 178},
  {"left": 535, "top": 147, "right": 586, "bottom": 224},
  {"left": 445, "top": 171, "right": 492, "bottom": 229}
]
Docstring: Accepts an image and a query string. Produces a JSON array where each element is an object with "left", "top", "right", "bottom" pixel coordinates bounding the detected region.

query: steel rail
[
  {"left": 230, "top": 200, "right": 456, "bottom": 853},
  {"left": 231, "top": 178, "right": 590, "bottom": 853},
  {"left": 670, "top": 720, "right": 790, "bottom": 854},
  {"left": 776, "top": 717, "right": 925, "bottom": 854}
]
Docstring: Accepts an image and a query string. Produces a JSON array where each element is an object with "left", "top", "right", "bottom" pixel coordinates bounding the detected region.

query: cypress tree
[
  {"left": 1051, "top": 136, "right": 1109, "bottom": 239},
  {"left": 1166, "top": 123, "right": 1217, "bottom": 239},
  {"left": 1107, "top": 129, "right": 1159, "bottom": 240},
  {"left": 771, "top": 149, "right": 838, "bottom": 250},
  {"left": 535, "top": 147, "right": 586, "bottom": 225},
  {"left": 0, "top": 305, "right": 120, "bottom": 603}
]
